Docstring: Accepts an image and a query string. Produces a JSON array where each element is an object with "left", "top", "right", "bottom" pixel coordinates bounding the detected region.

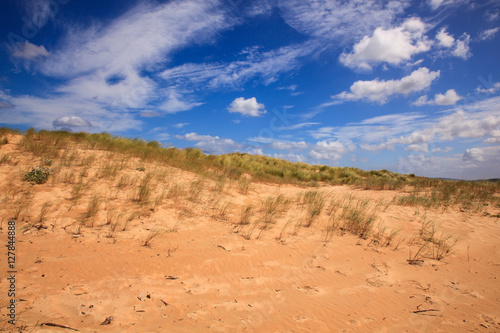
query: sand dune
[{"left": 1, "top": 133, "right": 500, "bottom": 332}]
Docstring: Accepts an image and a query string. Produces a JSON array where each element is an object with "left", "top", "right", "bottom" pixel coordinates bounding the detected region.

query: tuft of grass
[
  {"left": 70, "top": 182, "right": 88, "bottom": 208},
  {"left": 133, "top": 173, "right": 153, "bottom": 205},
  {"left": 143, "top": 228, "right": 160, "bottom": 247},
  {"left": 0, "top": 153, "right": 18, "bottom": 165},
  {"left": 35, "top": 201, "right": 53, "bottom": 230},
  {"left": 407, "top": 219, "right": 459, "bottom": 264},
  {"left": 429, "top": 233, "right": 459, "bottom": 261},
  {"left": 342, "top": 199, "right": 377, "bottom": 239},
  {"left": 239, "top": 204, "right": 253, "bottom": 225},
  {"left": 189, "top": 179, "right": 204, "bottom": 203},
  {"left": 302, "top": 191, "right": 326, "bottom": 227},
  {"left": 83, "top": 196, "right": 101, "bottom": 227},
  {"left": 12, "top": 191, "right": 34, "bottom": 220},
  {"left": 167, "top": 183, "right": 184, "bottom": 201},
  {"left": 237, "top": 178, "right": 251, "bottom": 194}
]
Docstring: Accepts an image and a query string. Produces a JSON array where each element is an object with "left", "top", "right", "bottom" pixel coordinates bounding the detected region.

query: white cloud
[
  {"left": 480, "top": 27, "right": 500, "bottom": 41},
  {"left": 11, "top": 41, "right": 49, "bottom": 60},
  {"left": 339, "top": 18, "right": 431, "bottom": 70},
  {"left": 335, "top": 67, "right": 440, "bottom": 104},
  {"left": 432, "top": 146, "right": 453, "bottom": 153},
  {"left": 271, "top": 152, "right": 306, "bottom": 163},
  {"left": 463, "top": 147, "right": 484, "bottom": 162},
  {"left": 413, "top": 89, "right": 463, "bottom": 106},
  {"left": 194, "top": 138, "right": 243, "bottom": 155},
  {"left": 175, "top": 132, "right": 217, "bottom": 141},
  {"left": 228, "top": 97, "right": 267, "bottom": 117},
  {"left": 452, "top": 33, "right": 471, "bottom": 59},
  {"left": 436, "top": 28, "right": 455, "bottom": 47},
  {"left": 174, "top": 123, "right": 189, "bottom": 128},
  {"left": 52, "top": 115, "right": 92, "bottom": 128},
  {"left": 405, "top": 143, "right": 429, "bottom": 153},
  {"left": 40, "top": 1, "right": 231, "bottom": 78},
  {"left": 269, "top": 140, "right": 309, "bottom": 150},
  {"left": 174, "top": 132, "right": 247, "bottom": 154},
  {"left": 308, "top": 140, "right": 352, "bottom": 162},
  {"left": 484, "top": 130, "right": 500, "bottom": 144},
  {"left": 159, "top": 89, "right": 203, "bottom": 114}
]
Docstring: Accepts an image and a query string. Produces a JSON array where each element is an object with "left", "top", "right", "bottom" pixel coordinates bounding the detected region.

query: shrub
[{"left": 24, "top": 166, "right": 51, "bottom": 184}]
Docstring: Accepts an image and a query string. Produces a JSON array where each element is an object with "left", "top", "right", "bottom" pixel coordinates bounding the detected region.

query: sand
[{"left": 1, "top": 134, "right": 499, "bottom": 332}]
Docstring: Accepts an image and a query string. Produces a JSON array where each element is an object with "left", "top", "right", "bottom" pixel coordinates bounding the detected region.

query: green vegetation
[{"left": 24, "top": 166, "right": 51, "bottom": 184}]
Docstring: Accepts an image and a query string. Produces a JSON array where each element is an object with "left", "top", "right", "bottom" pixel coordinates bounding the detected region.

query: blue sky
[{"left": 1, "top": 0, "right": 500, "bottom": 179}]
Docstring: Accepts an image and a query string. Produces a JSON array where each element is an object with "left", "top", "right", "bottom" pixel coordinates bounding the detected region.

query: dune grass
[{"left": 2, "top": 127, "right": 499, "bottom": 246}]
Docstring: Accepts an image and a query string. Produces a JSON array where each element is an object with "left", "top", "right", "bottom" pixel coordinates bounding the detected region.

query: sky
[{"left": 1, "top": 0, "right": 500, "bottom": 180}]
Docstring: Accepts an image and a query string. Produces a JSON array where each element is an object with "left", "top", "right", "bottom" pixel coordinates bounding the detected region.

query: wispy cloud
[
  {"left": 479, "top": 27, "right": 500, "bottom": 41},
  {"left": 160, "top": 42, "right": 316, "bottom": 90},
  {"left": 278, "top": 0, "right": 408, "bottom": 42}
]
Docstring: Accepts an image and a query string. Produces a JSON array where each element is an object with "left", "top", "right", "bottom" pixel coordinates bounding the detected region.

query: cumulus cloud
[
  {"left": 11, "top": 41, "right": 49, "bottom": 60},
  {"left": 413, "top": 89, "right": 463, "bottom": 106},
  {"left": 436, "top": 28, "right": 455, "bottom": 47},
  {"left": 52, "top": 115, "right": 92, "bottom": 128},
  {"left": 308, "top": 140, "right": 352, "bottom": 162},
  {"left": 484, "top": 130, "right": 500, "bottom": 144},
  {"left": 339, "top": 18, "right": 431, "bottom": 70},
  {"left": 463, "top": 148, "right": 484, "bottom": 162},
  {"left": 228, "top": 97, "right": 267, "bottom": 117},
  {"left": 335, "top": 67, "right": 440, "bottom": 104}
]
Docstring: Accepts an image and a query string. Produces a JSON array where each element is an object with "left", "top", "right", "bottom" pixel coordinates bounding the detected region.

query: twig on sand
[
  {"left": 41, "top": 322, "right": 79, "bottom": 331},
  {"left": 413, "top": 304, "right": 440, "bottom": 316}
]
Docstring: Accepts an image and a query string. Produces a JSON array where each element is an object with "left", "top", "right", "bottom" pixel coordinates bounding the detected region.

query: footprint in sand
[{"left": 297, "top": 285, "right": 322, "bottom": 295}]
